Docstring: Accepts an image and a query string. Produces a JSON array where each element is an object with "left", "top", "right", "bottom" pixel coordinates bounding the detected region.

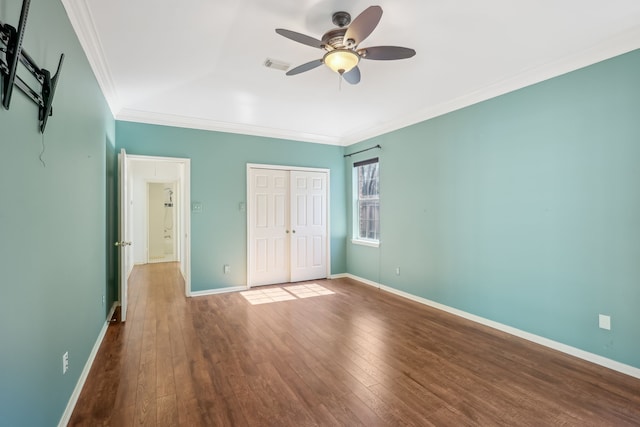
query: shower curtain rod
[{"left": 343, "top": 144, "right": 381, "bottom": 158}]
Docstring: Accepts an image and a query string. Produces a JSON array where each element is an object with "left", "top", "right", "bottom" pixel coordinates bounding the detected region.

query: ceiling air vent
[{"left": 264, "top": 58, "right": 290, "bottom": 72}]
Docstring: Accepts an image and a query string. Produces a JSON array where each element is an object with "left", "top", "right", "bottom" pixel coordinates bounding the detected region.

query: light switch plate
[{"left": 599, "top": 314, "right": 611, "bottom": 330}]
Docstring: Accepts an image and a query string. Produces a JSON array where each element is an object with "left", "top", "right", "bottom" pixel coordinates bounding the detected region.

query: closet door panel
[
  {"left": 290, "top": 171, "right": 328, "bottom": 282},
  {"left": 249, "top": 169, "right": 290, "bottom": 286}
]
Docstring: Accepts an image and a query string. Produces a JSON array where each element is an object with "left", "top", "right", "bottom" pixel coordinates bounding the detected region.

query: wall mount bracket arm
[{"left": 0, "top": 0, "right": 65, "bottom": 133}]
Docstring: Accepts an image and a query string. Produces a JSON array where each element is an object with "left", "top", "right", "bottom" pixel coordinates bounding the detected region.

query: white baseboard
[
  {"left": 58, "top": 302, "right": 118, "bottom": 427},
  {"left": 340, "top": 273, "right": 640, "bottom": 380},
  {"left": 190, "top": 285, "right": 247, "bottom": 297}
]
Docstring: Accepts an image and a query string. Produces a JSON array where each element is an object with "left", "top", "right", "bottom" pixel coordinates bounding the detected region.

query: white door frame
[
  {"left": 246, "top": 163, "right": 331, "bottom": 287},
  {"left": 124, "top": 154, "right": 192, "bottom": 297}
]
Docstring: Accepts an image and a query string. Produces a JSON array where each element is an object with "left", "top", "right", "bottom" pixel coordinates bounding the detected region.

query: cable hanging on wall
[
  {"left": 0, "top": 0, "right": 64, "bottom": 133},
  {"left": 344, "top": 144, "right": 381, "bottom": 158},
  {"left": 39, "top": 132, "right": 46, "bottom": 167}
]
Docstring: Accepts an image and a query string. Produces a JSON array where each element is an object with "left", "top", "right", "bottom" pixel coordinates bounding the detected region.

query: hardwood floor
[{"left": 69, "top": 263, "right": 640, "bottom": 426}]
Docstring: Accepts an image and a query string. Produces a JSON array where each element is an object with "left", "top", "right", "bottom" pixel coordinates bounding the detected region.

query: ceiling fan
[{"left": 275, "top": 5, "right": 416, "bottom": 85}]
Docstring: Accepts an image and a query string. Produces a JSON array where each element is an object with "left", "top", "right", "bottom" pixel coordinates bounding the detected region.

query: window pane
[
  {"left": 355, "top": 159, "right": 379, "bottom": 241},
  {"left": 359, "top": 200, "right": 379, "bottom": 240},
  {"left": 358, "top": 163, "right": 379, "bottom": 198}
]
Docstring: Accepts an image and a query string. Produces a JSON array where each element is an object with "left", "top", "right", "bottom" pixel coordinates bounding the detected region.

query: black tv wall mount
[{"left": 0, "top": 0, "right": 64, "bottom": 133}]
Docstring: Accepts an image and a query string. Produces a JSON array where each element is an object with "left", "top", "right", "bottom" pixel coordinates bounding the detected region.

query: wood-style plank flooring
[{"left": 69, "top": 262, "right": 640, "bottom": 426}]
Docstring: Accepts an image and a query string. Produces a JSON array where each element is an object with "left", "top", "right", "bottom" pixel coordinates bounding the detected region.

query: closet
[{"left": 247, "top": 165, "right": 329, "bottom": 287}]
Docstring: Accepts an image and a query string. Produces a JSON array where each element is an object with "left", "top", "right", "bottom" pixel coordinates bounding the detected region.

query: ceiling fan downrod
[{"left": 332, "top": 11, "right": 351, "bottom": 28}]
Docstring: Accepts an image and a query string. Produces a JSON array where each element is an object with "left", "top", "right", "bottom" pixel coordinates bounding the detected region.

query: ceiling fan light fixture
[
  {"left": 323, "top": 49, "right": 359, "bottom": 74},
  {"left": 276, "top": 6, "right": 414, "bottom": 85}
]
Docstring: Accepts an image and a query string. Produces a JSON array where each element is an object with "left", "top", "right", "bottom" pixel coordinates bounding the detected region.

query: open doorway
[{"left": 120, "top": 154, "right": 191, "bottom": 301}]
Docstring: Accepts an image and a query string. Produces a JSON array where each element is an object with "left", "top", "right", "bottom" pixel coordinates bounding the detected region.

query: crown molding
[
  {"left": 116, "top": 108, "right": 343, "bottom": 146},
  {"left": 341, "top": 27, "right": 640, "bottom": 146},
  {"left": 61, "top": 0, "right": 120, "bottom": 115}
]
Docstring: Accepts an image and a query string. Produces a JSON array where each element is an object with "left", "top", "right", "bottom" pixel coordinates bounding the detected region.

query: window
[{"left": 354, "top": 158, "right": 379, "bottom": 244}]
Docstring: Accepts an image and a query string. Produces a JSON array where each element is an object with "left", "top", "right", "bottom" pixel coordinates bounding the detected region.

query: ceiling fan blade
[
  {"left": 343, "top": 66, "right": 361, "bottom": 85},
  {"left": 359, "top": 46, "right": 416, "bottom": 60},
  {"left": 286, "top": 59, "right": 324, "bottom": 76},
  {"left": 275, "top": 29, "right": 324, "bottom": 49},
  {"left": 343, "top": 6, "right": 383, "bottom": 47}
]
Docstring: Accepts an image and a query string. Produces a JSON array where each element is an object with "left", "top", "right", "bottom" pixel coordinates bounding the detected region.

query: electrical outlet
[
  {"left": 395, "top": 267, "right": 400, "bottom": 276},
  {"left": 224, "top": 264, "right": 230, "bottom": 274},
  {"left": 102, "top": 295, "right": 105, "bottom": 306},
  {"left": 62, "top": 351, "right": 69, "bottom": 374},
  {"left": 599, "top": 314, "right": 611, "bottom": 330}
]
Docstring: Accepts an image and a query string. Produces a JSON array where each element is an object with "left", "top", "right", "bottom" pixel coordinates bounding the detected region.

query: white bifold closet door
[{"left": 248, "top": 167, "right": 328, "bottom": 287}]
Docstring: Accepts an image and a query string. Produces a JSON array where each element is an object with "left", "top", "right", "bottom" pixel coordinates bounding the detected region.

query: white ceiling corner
[{"left": 61, "top": 0, "right": 121, "bottom": 115}]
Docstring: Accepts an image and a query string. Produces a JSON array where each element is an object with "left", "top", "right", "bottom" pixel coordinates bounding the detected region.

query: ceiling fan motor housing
[{"left": 322, "top": 28, "right": 349, "bottom": 50}]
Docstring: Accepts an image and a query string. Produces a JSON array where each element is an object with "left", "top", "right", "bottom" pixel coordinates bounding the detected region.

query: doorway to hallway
[{"left": 117, "top": 151, "right": 191, "bottom": 322}]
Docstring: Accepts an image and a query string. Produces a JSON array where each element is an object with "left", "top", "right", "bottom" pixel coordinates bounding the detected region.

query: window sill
[{"left": 351, "top": 238, "right": 380, "bottom": 248}]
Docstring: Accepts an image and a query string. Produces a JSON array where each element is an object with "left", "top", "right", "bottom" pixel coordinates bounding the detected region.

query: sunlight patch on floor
[
  {"left": 240, "top": 288, "right": 297, "bottom": 305},
  {"left": 240, "top": 284, "right": 334, "bottom": 305},
  {"left": 284, "top": 283, "right": 335, "bottom": 298}
]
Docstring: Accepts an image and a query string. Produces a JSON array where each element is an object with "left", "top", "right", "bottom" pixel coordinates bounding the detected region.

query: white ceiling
[{"left": 62, "top": 0, "right": 640, "bottom": 146}]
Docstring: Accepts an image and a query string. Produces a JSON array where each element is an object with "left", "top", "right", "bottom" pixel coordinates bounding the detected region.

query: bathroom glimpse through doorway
[{"left": 147, "top": 182, "right": 178, "bottom": 264}]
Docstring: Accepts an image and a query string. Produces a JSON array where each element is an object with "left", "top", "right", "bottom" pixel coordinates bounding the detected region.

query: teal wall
[
  {"left": 0, "top": 0, "right": 115, "bottom": 425},
  {"left": 116, "top": 122, "right": 347, "bottom": 291},
  {"left": 346, "top": 49, "right": 640, "bottom": 369}
]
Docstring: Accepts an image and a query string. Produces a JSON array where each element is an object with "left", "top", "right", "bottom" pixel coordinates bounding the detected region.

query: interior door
[
  {"left": 248, "top": 168, "right": 290, "bottom": 286},
  {"left": 116, "top": 149, "right": 132, "bottom": 321},
  {"left": 290, "top": 171, "right": 328, "bottom": 282}
]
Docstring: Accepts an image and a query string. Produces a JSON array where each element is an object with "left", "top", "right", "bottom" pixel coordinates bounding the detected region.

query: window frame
[{"left": 352, "top": 157, "right": 380, "bottom": 247}]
